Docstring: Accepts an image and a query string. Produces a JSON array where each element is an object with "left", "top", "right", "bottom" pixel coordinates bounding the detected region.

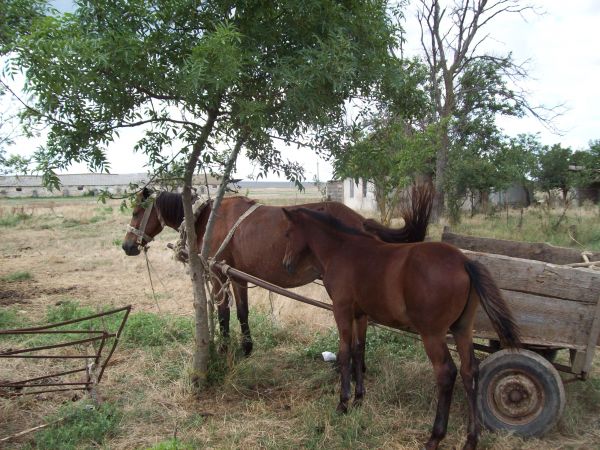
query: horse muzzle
[{"left": 122, "top": 240, "right": 141, "bottom": 256}]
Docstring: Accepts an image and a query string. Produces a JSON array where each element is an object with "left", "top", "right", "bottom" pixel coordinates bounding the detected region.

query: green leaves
[
  {"left": 184, "top": 21, "right": 243, "bottom": 99},
  {"left": 5, "top": 0, "right": 399, "bottom": 187}
]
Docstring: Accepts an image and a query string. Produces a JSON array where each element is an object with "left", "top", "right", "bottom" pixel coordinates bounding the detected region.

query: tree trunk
[
  {"left": 200, "top": 136, "right": 245, "bottom": 259},
  {"left": 181, "top": 108, "right": 218, "bottom": 390},
  {"left": 432, "top": 115, "right": 451, "bottom": 220}
]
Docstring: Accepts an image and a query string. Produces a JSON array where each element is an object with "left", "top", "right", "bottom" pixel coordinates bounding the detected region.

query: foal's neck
[{"left": 304, "top": 220, "right": 364, "bottom": 267}]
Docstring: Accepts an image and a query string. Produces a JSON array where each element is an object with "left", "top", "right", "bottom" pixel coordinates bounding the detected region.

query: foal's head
[{"left": 122, "top": 187, "right": 165, "bottom": 256}]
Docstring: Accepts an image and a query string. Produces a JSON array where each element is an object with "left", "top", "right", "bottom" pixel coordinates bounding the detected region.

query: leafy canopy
[{"left": 5, "top": 0, "right": 397, "bottom": 186}]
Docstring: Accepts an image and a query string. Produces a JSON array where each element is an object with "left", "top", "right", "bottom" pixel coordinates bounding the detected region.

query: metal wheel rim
[{"left": 486, "top": 368, "right": 545, "bottom": 426}]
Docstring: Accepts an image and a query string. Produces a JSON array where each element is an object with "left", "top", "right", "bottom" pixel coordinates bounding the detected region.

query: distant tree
[
  {"left": 444, "top": 133, "right": 539, "bottom": 222},
  {"left": 416, "top": 0, "right": 554, "bottom": 220},
  {"left": 331, "top": 58, "right": 433, "bottom": 224},
  {"left": 533, "top": 144, "right": 574, "bottom": 202},
  {"left": 334, "top": 117, "right": 435, "bottom": 224},
  {"left": 570, "top": 140, "right": 600, "bottom": 193},
  {"left": 5, "top": 0, "right": 397, "bottom": 388}
]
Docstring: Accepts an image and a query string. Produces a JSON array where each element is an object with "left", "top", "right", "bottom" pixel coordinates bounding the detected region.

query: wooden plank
[
  {"left": 442, "top": 228, "right": 600, "bottom": 264},
  {"left": 582, "top": 294, "right": 600, "bottom": 375},
  {"left": 472, "top": 289, "right": 595, "bottom": 349},
  {"left": 463, "top": 250, "right": 600, "bottom": 304}
]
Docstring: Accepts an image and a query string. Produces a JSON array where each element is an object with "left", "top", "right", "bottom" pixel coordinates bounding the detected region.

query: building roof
[
  {"left": 0, "top": 173, "right": 149, "bottom": 188},
  {"left": 0, "top": 172, "right": 226, "bottom": 188}
]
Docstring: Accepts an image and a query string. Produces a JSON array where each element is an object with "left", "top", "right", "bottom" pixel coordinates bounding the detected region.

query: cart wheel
[
  {"left": 488, "top": 340, "right": 559, "bottom": 363},
  {"left": 478, "top": 349, "right": 565, "bottom": 437}
]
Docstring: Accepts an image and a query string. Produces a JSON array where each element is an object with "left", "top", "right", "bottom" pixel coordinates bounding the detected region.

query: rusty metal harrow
[{"left": 0, "top": 306, "right": 131, "bottom": 397}]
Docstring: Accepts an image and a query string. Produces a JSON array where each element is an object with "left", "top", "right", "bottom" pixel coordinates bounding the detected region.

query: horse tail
[
  {"left": 363, "top": 182, "right": 434, "bottom": 243},
  {"left": 464, "top": 260, "right": 521, "bottom": 348}
]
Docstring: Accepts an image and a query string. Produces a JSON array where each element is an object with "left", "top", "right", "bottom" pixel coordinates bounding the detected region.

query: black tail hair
[
  {"left": 363, "top": 182, "right": 434, "bottom": 243},
  {"left": 464, "top": 260, "right": 521, "bottom": 348}
]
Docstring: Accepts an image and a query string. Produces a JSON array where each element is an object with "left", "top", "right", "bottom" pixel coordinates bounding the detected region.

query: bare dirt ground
[{"left": 1, "top": 192, "right": 600, "bottom": 449}]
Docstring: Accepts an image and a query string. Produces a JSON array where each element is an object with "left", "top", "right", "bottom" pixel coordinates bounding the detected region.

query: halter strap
[{"left": 127, "top": 192, "right": 165, "bottom": 246}]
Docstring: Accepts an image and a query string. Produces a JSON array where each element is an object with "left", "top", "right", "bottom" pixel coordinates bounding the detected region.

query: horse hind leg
[
  {"left": 451, "top": 326, "right": 480, "bottom": 450},
  {"left": 422, "top": 334, "right": 458, "bottom": 450},
  {"left": 333, "top": 308, "right": 354, "bottom": 413}
]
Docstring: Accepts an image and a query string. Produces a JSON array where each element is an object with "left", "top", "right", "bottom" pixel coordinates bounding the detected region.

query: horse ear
[{"left": 142, "top": 187, "right": 153, "bottom": 199}]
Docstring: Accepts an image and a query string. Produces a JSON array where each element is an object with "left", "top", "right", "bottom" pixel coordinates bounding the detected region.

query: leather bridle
[{"left": 126, "top": 192, "right": 166, "bottom": 247}]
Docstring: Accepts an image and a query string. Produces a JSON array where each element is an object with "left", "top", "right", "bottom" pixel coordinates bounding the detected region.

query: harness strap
[
  {"left": 126, "top": 224, "right": 154, "bottom": 244},
  {"left": 211, "top": 203, "right": 262, "bottom": 261}
]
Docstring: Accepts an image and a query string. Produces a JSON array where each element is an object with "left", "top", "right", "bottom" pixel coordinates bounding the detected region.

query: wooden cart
[{"left": 442, "top": 229, "right": 600, "bottom": 437}]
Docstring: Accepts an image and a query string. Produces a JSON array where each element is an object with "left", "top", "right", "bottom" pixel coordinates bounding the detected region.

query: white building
[
  {"left": 0, "top": 173, "right": 222, "bottom": 198},
  {"left": 342, "top": 178, "right": 378, "bottom": 212}
]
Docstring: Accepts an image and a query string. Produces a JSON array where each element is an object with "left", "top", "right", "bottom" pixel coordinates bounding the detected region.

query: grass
[
  {"left": 0, "top": 212, "right": 31, "bottom": 227},
  {"left": 441, "top": 203, "right": 600, "bottom": 251},
  {"left": 1, "top": 271, "right": 32, "bottom": 282},
  {"left": 30, "top": 402, "right": 121, "bottom": 450},
  {"left": 2, "top": 195, "right": 600, "bottom": 449},
  {"left": 1, "top": 301, "right": 194, "bottom": 352}
]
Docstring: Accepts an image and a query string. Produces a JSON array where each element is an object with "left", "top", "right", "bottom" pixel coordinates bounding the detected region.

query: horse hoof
[
  {"left": 462, "top": 439, "right": 478, "bottom": 450},
  {"left": 424, "top": 439, "right": 440, "bottom": 450},
  {"left": 352, "top": 398, "right": 363, "bottom": 408},
  {"left": 242, "top": 340, "right": 253, "bottom": 356},
  {"left": 336, "top": 403, "right": 348, "bottom": 414}
]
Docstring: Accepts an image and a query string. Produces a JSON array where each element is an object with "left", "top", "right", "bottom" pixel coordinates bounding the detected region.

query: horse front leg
[
  {"left": 352, "top": 315, "right": 368, "bottom": 407},
  {"left": 422, "top": 334, "right": 458, "bottom": 450},
  {"left": 232, "top": 280, "right": 253, "bottom": 356},
  {"left": 217, "top": 295, "right": 231, "bottom": 353}
]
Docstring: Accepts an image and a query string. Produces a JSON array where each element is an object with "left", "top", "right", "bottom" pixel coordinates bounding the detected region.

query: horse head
[
  {"left": 281, "top": 208, "right": 310, "bottom": 274},
  {"left": 122, "top": 187, "right": 166, "bottom": 256}
]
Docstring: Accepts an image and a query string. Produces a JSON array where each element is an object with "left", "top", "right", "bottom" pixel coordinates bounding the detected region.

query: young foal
[{"left": 282, "top": 208, "right": 520, "bottom": 450}]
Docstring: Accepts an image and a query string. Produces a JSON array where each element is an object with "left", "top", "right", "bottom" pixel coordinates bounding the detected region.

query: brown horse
[
  {"left": 122, "top": 184, "right": 433, "bottom": 355},
  {"left": 281, "top": 208, "right": 521, "bottom": 450}
]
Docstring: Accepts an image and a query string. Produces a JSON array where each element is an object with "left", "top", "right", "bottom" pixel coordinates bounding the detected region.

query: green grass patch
[
  {"left": 145, "top": 439, "right": 195, "bottom": 450},
  {"left": 32, "top": 402, "right": 121, "bottom": 450},
  {"left": 0, "top": 212, "right": 31, "bottom": 227},
  {"left": 123, "top": 312, "right": 194, "bottom": 347},
  {"left": 0, "top": 307, "right": 30, "bottom": 330},
  {"left": 89, "top": 214, "right": 106, "bottom": 223},
  {"left": 61, "top": 218, "right": 85, "bottom": 228},
  {"left": 1, "top": 270, "right": 32, "bottom": 282}
]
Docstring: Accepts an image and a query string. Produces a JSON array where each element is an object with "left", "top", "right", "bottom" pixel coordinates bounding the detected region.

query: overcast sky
[{"left": 5, "top": 0, "right": 599, "bottom": 180}]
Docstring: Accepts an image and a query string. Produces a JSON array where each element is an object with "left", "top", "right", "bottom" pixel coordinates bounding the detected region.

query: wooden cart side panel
[
  {"left": 464, "top": 250, "right": 600, "bottom": 304},
  {"left": 472, "top": 289, "right": 595, "bottom": 349},
  {"left": 443, "top": 229, "right": 600, "bottom": 264}
]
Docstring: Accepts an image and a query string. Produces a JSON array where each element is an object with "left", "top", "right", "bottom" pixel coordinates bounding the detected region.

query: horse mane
[
  {"left": 155, "top": 191, "right": 185, "bottom": 225},
  {"left": 296, "top": 208, "right": 373, "bottom": 238},
  {"left": 363, "top": 183, "right": 434, "bottom": 243}
]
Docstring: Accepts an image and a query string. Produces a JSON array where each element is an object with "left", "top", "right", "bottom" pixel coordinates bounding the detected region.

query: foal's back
[{"left": 324, "top": 240, "right": 472, "bottom": 333}]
